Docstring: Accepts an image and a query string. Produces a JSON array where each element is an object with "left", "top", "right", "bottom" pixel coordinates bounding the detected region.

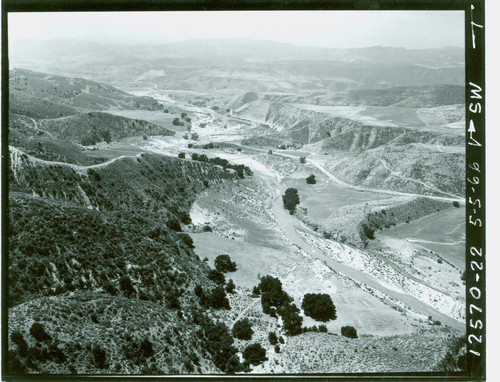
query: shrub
[
  {"left": 120, "top": 276, "right": 134, "bottom": 298},
  {"left": 208, "top": 286, "right": 230, "bottom": 309},
  {"left": 268, "top": 332, "right": 278, "bottom": 345},
  {"left": 318, "top": 325, "right": 328, "bottom": 333},
  {"left": 208, "top": 269, "right": 225, "bottom": 285},
  {"left": 179, "top": 233, "right": 194, "bottom": 248},
  {"left": 178, "top": 152, "right": 186, "bottom": 159},
  {"left": 453, "top": 201, "right": 460, "bottom": 208},
  {"left": 300, "top": 156, "right": 306, "bottom": 163},
  {"left": 341, "top": 326, "right": 358, "bottom": 339},
  {"left": 93, "top": 345, "right": 107, "bottom": 369},
  {"left": 203, "top": 225, "right": 213, "bottom": 232},
  {"left": 232, "top": 318, "right": 253, "bottom": 340},
  {"left": 178, "top": 211, "right": 192, "bottom": 225},
  {"left": 166, "top": 218, "right": 182, "bottom": 232},
  {"left": 226, "top": 279, "right": 235, "bottom": 294},
  {"left": 172, "top": 118, "right": 180, "bottom": 126},
  {"left": 11, "top": 332, "right": 28, "bottom": 356},
  {"left": 301, "top": 293, "right": 336, "bottom": 322},
  {"left": 268, "top": 150, "right": 273, "bottom": 155},
  {"left": 29, "top": 322, "right": 51, "bottom": 342},
  {"left": 214, "top": 254, "right": 237, "bottom": 273},
  {"left": 306, "top": 175, "right": 316, "bottom": 184},
  {"left": 274, "top": 345, "right": 280, "bottom": 353},
  {"left": 203, "top": 180, "right": 209, "bottom": 188},
  {"left": 242, "top": 343, "right": 267, "bottom": 366},
  {"left": 361, "top": 223, "right": 375, "bottom": 240}
]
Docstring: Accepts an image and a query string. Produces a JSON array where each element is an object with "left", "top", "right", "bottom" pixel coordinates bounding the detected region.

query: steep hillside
[
  {"left": 10, "top": 68, "right": 163, "bottom": 119},
  {"left": 325, "top": 145, "right": 465, "bottom": 197},
  {"left": 9, "top": 148, "right": 236, "bottom": 213},
  {"left": 7, "top": 148, "right": 247, "bottom": 374},
  {"left": 37, "top": 112, "right": 174, "bottom": 145},
  {"left": 9, "top": 114, "right": 106, "bottom": 165}
]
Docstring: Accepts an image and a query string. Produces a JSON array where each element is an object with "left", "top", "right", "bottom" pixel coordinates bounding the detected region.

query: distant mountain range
[{"left": 11, "top": 38, "right": 464, "bottom": 66}]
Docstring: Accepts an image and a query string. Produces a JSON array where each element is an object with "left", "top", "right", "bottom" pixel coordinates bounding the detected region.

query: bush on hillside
[
  {"left": 214, "top": 254, "right": 237, "bottom": 273},
  {"left": 341, "top": 326, "right": 358, "bottom": 339},
  {"left": 232, "top": 318, "right": 253, "bottom": 340},
  {"left": 242, "top": 343, "right": 267, "bottom": 366},
  {"left": 301, "top": 293, "right": 337, "bottom": 322},
  {"left": 208, "top": 269, "right": 225, "bottom": 285},
  {"left": 166, "top": 218, "right": 182, "bottom": 232}
]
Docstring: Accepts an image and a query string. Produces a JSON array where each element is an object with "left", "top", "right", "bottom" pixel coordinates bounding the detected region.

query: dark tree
[
  {"left": 318, "top": 325, "right": 328, "bottom": 333},
  {"left": 120, "top": 276, "right": 134, "bottom": 298},
  {"left": 225, "top": 354, "right": 242, "bottom": 374},
  {"left": 29, "top": 322, "right": 51, "bottom": 342},
  {"left": 341, "top": 326, "right": 358, "bottom": 339},
  {"left": 194, "top": 285, "right": 203, "bottom": 297},
  {"left": 226, "top": 279, "right": 235, "bottom": 294},
  {"left": 93, "top": 345, "right": 107, "bottom": 369},
  {"left": 232, "top": 318, "right": 253, "bottom": 340},
  {"left": 268, "top": 332, "right": 278, "bottom": 345},
  {"left": 178, "top": 152, "right": 186, "bottom": 159},
  {"left": 177, "top": 211, "right": 192, "bottom": 225},
  {"left": 300, "top": 156, "right": 306, "bottom": 164},
  {"left": 166, "top": 218, "right": 182, "bottom": 232},
  {"left": 361, "top": 223, "right": 375, "bottom": 240},
  {"left": 179, "top": 233, "right": 194, "bottom": 248},
  {"left": 242, "top": 343, "right": 267, "bottom": 366},
  {"left": 208, "top": 269, "right": 225, "bottom": 284},
  {"left": 11, "top": 332, "right": 28, "bottom": 356},
  {"left": 215, "top": 254, "right": 237, "bottom": 273},
  {"left": 282, "top": 188, "right": 300, "bottom": 214},
  {"left": 208, "top": 286, "right": 230, "bottom": 310},
  {"left": 306, "top": 175, "right": 316, "bottom": 184},
  {"left": 301, "top": 293, "right": 336, "bottom": 322},
  {"left": 172, "top": 118, "right": 180, "bottom": 126}
]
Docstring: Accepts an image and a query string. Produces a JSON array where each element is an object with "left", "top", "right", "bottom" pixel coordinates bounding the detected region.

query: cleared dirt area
[{"left": 283, "top": 167, "right": 389, "bottom": 221}]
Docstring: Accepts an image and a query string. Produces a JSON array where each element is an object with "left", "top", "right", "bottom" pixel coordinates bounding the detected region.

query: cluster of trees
[
  {"left": 301, "top": 293, "right": 337, "bottom": 322},
  {"left": 8, "top": 323, "right": 67, "bottom": 373},
  {"left": 80, "top": 129, "right": 111, "bottom": 146},
  {"left": 172, "top": 118, "right": 184, "bottom": 126},
  {"left": 194, "top": 284, "right": 230, "bottom": 310},
  {"left": 197, "top": 319, "right": 241, "bottom": 373},
  {"left": 214, "top": 255, "right": 237, "bottom": 273},
  {"left": 253, "top": 276, "right": 303, "bottom": 336},
  {"left": 282, "top": 188, "right": 300, "bottom": 214},
  {"left": 190, "top": 154, "right": 253, "bottom": 178}
]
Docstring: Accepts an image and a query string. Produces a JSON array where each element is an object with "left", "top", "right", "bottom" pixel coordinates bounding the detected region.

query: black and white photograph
[{"left": 2, "top": 2, "right": 487, "bottom": 379}]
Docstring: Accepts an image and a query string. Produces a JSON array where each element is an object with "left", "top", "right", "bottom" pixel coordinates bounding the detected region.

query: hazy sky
[{"left": 9, "top": 11, "right": 464, "bottom": 49}]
